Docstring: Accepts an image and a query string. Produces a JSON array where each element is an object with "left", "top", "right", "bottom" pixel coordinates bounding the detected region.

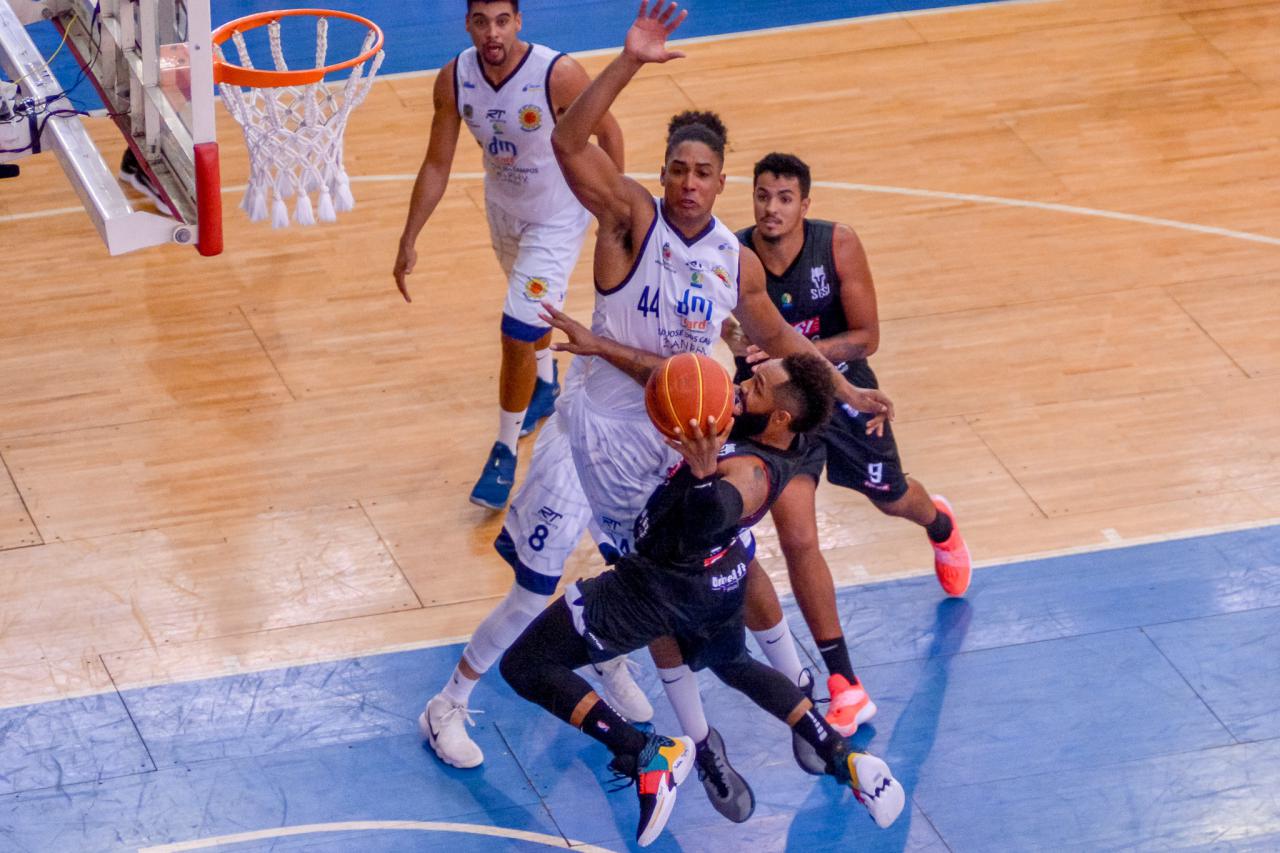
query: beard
[{"left": 729, "top": 410, "right": 771, "bottom": 441}]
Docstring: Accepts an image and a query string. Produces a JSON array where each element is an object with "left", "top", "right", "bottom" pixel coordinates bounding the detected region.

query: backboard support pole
[{"left": 0, "top": 0, "right": 192, "bottom": 254}]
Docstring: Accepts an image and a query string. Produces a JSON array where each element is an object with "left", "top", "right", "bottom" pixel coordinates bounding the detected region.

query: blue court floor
[{"left": 3, "top": 525, "right": 1279, "bottom": 852}]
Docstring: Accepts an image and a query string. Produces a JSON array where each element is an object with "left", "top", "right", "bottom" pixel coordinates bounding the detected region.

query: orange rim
[{"left": 212, "top": 9, "right": 384, "bottom": 88}]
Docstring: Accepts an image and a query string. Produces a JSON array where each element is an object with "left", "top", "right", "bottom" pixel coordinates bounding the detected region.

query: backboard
[{"left": 0, "top": 0, "right": 220, "bottom": 255}]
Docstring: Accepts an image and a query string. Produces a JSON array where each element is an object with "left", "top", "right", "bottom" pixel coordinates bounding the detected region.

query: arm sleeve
[{"left": 679, "top": 477, "right": 745, "bottom": 552}]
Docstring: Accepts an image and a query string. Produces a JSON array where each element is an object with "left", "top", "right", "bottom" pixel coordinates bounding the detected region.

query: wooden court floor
[{"left": 1, "top": 0, "right": 1278, "bottom": 711}]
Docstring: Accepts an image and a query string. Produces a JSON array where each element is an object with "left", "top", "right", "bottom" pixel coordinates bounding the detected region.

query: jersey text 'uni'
[{"left": 585, "top": 200, "right": 741, "bottom": 414}]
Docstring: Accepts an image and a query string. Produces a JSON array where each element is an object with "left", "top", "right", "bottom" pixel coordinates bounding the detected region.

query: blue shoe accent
[
  {"left": 519, "top": 362, "right": 560, "bottom": 437},
  {"left": 469, "top": 442, "right": 517, "bottom": 510}
]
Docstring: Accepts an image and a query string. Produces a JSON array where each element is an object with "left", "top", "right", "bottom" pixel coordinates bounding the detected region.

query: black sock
[
  {"left": 925, "top": 508, "right": 953, "bottom": 543},
  {"left": 581, "top": 699, "right": 647, "bottom": 758},
  {"left": 815, "top": 635, "right": 856, "bottom": 682},
  {"left": 791, "top": 704, "right": 844, "bottom": 768}
]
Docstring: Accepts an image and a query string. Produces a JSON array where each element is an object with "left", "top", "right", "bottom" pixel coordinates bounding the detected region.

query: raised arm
[
  {"left": 734, "top": 248, "right": 894, "bottom": 431},
  {"left": 548, "top": 56, "right": 626, "bottom": 172},
  {"left": 550, "top": 1, "right": 686, "bottom": 230},
  {"left": 394, "top": 62, "right": 463, "bottom": 302}
]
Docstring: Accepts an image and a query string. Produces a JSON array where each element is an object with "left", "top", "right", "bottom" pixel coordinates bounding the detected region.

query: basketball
[{"left": 644, "top": 353, "right": 736, "bottom": 440}]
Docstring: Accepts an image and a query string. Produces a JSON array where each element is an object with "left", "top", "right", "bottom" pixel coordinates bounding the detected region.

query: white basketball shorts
[{"left": 487, "top": 202, "right": 591, "bottom": 343}]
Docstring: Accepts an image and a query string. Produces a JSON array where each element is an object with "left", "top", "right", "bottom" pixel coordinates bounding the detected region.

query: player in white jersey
[
  {"left": 419, "top": 0, "right": 895, "bottom": 822},
  {"left": 393, "top": 0, "right": 624, "bottom": 511}
]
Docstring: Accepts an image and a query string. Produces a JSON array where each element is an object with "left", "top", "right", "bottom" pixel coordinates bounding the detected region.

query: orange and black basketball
[{"left": 644, "top": 353, "right": 735, "bottom": 440}]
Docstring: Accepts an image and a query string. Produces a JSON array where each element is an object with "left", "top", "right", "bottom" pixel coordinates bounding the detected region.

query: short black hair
[
  {"left": 777, "top": 353, "right": 835, "bottom": 434},
  {"left": 665, "top": 110, "right": 727, "bottom": 162},
  {"left": 753, "top": 152, "right": 811, "bottom": 198},
  {"left": 468, "top": 0, "right": 518, "bottom": 12}
]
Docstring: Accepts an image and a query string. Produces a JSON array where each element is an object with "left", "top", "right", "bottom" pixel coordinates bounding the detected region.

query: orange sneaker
[
  {"left": 825, "top": 674, "right": 877, "bottom": 737},
  {"left": 930, "top": 495, "right": 971, "bottom": 597}
]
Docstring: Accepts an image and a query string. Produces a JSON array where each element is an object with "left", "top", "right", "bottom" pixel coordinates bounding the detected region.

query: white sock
[
  {"left": 753, "top": 618, "right": 806, "bottom": 686},
  {"left": 497, "top": 407, "right": 525, "bottom": 453},
  {"left": 536, "top": 349, "right": 554, "bottom": 383},
  {"left": 440, "top": 665, "right": 478, "bottom": 706},
  {"left": 657, "top": 665, "right": 709, "bottom": 743}
]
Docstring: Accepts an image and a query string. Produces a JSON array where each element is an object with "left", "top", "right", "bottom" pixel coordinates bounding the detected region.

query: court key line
[
  {"left": 7, "top": 172, "right": 1278, "bottom": 248},
  {"left": 136, "top": 820, "right": 617, "bottom": 853}
]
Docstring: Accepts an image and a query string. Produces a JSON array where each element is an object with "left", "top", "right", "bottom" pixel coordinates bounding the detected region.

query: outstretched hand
[
  {"left": 849, "top": 387, "right": 894, "bottom": 437},
  {"left": 624, "top": 1, "right": 688, "bottom": 65},
  {"left": 540, "top": 301, "right": 606, "bottom": 356}
]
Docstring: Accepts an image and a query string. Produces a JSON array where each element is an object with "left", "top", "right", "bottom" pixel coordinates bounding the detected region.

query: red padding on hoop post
[{"left": 195, "top": 142, "right": 223, "bottom": 256}]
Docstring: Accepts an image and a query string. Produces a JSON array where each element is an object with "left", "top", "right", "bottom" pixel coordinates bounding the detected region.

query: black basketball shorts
[
  {"left": 801, "top": 360, "right": 909, "bottom": 503},
  {"left": 567, "top": 548, "right": 752, "bottom": 672}
]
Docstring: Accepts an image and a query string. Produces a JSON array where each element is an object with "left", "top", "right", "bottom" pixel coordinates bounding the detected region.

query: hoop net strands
[{"left": 215, "top": 17, "right": 384, "bottom": 227}]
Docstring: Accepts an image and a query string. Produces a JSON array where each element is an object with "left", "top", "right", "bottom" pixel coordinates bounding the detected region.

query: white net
[{"left": 215, "top": 17, "right": 383, "bottom": 227}]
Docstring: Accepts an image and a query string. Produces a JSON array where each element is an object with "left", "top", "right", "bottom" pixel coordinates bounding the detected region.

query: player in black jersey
[
  {"left": 501, "top": 350, "right": 904, "bottom": 847},
  {"left": 723, "top": 152, "right": 972, "bottom": 742}
]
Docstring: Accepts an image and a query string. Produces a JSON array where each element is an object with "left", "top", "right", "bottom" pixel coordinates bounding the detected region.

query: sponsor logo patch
[
  {"left": 524, "top": 277, "right": 550, "bottom": 301},
  {"left": 518, "top": 104, "right": 543, "bottom": 131}
]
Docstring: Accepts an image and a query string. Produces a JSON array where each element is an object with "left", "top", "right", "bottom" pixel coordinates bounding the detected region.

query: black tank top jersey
[
  {"left": 735, "top": 220, "right": 872, "bottom": 386},
  {"left": 632, "top": 435, "right": 813, "bottom": 573}
]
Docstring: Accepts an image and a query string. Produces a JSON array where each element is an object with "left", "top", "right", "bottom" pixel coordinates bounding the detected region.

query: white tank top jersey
[
  {"left": 454, "top": 43, "right": 583, "bottom": 223},
  {"left": 583, "top": 199, "right": 742, "bottom": 414}
]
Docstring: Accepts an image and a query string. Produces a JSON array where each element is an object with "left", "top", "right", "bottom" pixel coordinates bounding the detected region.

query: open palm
[{"left": 624, "top": 0, "right": 688, "bottom": 64}]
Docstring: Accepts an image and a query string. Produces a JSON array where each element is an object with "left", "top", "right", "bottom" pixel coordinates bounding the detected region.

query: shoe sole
[
  {"left": 701, "top": 730, "right": 756, "bottom": 822},
  {"left": 850, "top": 754, "right": 905, "bottom": 829},
  {"left": 827, "top": 696, "right": 878, "bottom": 737},
  {"left": 638, "top": 737, "right": 695, "bottom": 847},
  {"left": 932, "top": 495, "right": 972, "bottom": 597},
  {"left": 468, "top": 494, "right": 508, "bottom": 510},
  {"left": 419, "top": 711, "right": 483, "bottom": 769}
]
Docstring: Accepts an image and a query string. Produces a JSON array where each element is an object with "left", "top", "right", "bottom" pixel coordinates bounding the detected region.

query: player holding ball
[{"left": 501, "top": 347, "right": 905, "bottom": 846}]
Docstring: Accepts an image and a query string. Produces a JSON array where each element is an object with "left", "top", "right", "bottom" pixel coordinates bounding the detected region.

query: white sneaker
[
  {"left": 591, "top": 656, "right": 654, "bottom": 723},
  {"left": 419, "top": 694, "right": 484, "bottom": 769},
  {"left": 846, "top": 752, "right": 906, "bottom": 829}
]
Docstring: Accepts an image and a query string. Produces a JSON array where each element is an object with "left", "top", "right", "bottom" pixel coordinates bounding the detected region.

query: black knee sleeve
[
  {"left": 710, "top": 655, "right": 804, "bottom": 722},
  {"left": 499, "top": 597, "right": 597, "bottom": 723}
]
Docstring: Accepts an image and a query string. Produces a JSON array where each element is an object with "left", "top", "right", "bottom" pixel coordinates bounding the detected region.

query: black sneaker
[
  {"left": 695, "top": 727, "right": 755, "bottom": 823},
  {"left": 792, "top": 668, "right": 828, "bottom": 776},
  {"left": 118, "top": 150, "right": 165, "bottom": 209}
]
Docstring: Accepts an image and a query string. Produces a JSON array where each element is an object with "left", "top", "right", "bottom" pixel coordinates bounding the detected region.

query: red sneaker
[
  {"left": 930, "top": 495, "right": 971, "bottom": 596},
  {"left": 825, "top": 674, "right": 877, "bottom": 736}
]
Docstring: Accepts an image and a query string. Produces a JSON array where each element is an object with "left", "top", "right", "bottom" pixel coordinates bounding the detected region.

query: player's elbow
[
  {"left": 550, "top": 125, "right": 576, "bottom": 159},
  {"left": 863, "top": 330, "right": 880, "bottom": 358}
]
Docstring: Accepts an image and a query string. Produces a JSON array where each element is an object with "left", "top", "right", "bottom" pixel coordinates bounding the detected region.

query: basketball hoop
[{"left": 212, "top": 9, "right": 384, "bottom": 228}]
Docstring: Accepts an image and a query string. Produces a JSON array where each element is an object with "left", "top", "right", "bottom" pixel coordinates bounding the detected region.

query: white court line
[
  {"left": 355, "top": 172, "right": 1280, "bottom": 247},
  {"left": 137, "top": 820, "right": 616, "bottom": 852},
  {"left": 9, "top": 171, "right": 1278, "bottom": 248},
  {"left": 1, "top": 163, "right": 1278, "bottom": 706}
]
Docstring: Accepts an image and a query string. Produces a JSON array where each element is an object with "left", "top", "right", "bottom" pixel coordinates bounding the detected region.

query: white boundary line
[
  {"left": 8, "top": 172, "right": 1280, "bottom": 247},
  {"left": 136, "top": 820, "right": 617, "bottom": 852}
]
